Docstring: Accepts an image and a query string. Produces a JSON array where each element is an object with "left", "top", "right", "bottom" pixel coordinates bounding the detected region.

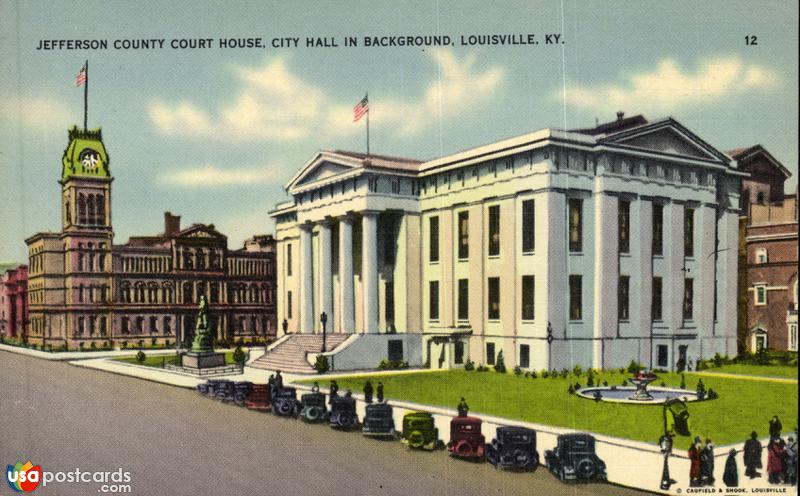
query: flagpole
[
  {"left": 365, "top": 91, "right": 370, "bottom": 156},
  {"left": 83, "top": 60, "right": 88, "bottom": 131}
]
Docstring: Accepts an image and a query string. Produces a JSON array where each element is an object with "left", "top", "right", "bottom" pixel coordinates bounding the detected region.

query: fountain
[{"left": 576, "top": 370, "right": 705, "bottom": 405}]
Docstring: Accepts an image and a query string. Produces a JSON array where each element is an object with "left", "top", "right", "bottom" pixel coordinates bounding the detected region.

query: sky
[{"left": 1, "top": 0, "right": 797, "bottom": 264}]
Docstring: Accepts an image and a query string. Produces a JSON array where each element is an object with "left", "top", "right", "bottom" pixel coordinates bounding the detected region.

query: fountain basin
[{"left": 576, "top": 386, "right": 702, "bottom": 404}]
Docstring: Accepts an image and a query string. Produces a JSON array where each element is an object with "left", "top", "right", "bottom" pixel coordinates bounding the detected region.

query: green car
[
  {"left": 401, "top": 412, "right": 443, "bottom": 450},
  {"left": 300, "top": 392, "right": 328, "bottom": 422}
]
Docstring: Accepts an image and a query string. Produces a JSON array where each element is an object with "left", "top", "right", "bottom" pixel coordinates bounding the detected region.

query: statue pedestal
[{"left": 182, "top": 352, "right": 225, "bottom": 369}]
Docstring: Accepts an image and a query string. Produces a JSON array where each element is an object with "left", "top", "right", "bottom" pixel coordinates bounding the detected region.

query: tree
[
  {"left": 494, "top": 350, "right": 506, "bottom": 373},
  {"left": 314, "top": 355, "right": 329, "bottom": 373},
  {"left": 135, "top": 351, "right": 146, "bottom": 364},
  {"left": 232, "top": 345, "right": 247, "bottom": 365}
]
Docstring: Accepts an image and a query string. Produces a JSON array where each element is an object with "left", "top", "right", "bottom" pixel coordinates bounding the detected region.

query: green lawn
[
  {"left": 699, "top": 364, "right": 798, "bottom": 379},
  {"left": 300, "top": 370, "right": 798, "bottom": 445},
  {"left": 114, "top": 352, "right": 237, "bottom": 367}
]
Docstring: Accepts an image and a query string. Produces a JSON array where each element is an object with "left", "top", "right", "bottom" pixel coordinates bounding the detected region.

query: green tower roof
[{"left": 61, "top": 126, "right": 110, "bottom": 180}]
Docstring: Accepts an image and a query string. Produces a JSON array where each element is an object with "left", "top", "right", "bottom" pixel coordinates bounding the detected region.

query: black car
[
  {"left": 544, "top": 433, "right": 607, "bottom": 483},
  {"left": 362, "top": 403, "right": 397, "bottom": 438},
  {"left": 329, "top": 396, "right": 359, "bottom": 430},
  {"left": 197, "top": 379, "right": 231, "bottom": 396},
  {"left": 300, "top": 392, "right": 329, "bottom": 422},
  {"left": 486, "top": 426, "right": 539, "bottom": 471},
  {"left": 272, "top": 387, "right": 301, "bottom": 417}
]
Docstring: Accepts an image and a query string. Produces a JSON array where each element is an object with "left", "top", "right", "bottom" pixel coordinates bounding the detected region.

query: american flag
[
  {"left": 75, "top": 63, "right": 87, "bottom": 87},
  {"left": 353, "top": 94, "right": 369, "bottom": 122}
]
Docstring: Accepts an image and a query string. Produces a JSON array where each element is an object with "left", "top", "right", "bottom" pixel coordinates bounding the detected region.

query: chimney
[
  {"left": 616, "top": 111, "right": 625, "bottom": 121},
  {"left": 164, "top": 212, "right": 181, "bottom": 236}
]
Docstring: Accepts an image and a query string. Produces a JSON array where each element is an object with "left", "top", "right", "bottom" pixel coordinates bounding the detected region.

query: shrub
[
  {"left": 151, "top": 338, "right": 158, "bottom": 346},
  {"left": 574, "top": 382, "right": 581, "bottom": 391},
  {"left": 137, "top": 339, "right": 145, "bottom": 348},
  {"left": 135, "top": 351, "right": 146, "bottom": 364},
  {"left": 621, "top": 379, "right": 628, "bottom": 386},
  {"left": 560, "top": 368, "right": 570, "bottom": 378},
  {"left": 541, "top": 370, "right": 549, "bottom": 379},
  {"left": 165, "top": 340, "right": 171, "bottom": 347},
  {"left": 707, "top": 388, "right": 718, "bottom": 400},
  {"left": 618, "top": 367, "right": 626, "bottom": 375},
  {"left": 121, "top": 341, "right": 128, "bottom": 349},
  {"left": 513, "top": 366, "right": 523, "bottom": 376},
  {"left": 568, "top": 384, "right": 575, "bottom": 394},
  {"left": 90, "top": 341, "right": 97, "bottom": 349},
  {"left": 602, "top": 380, "right": 608, "bottom": 387},
  {"left": 572, "top": 365, "right": 583, "bottom": 377},
  {"left": 524, "top": 371, "right": 530, "bottom": 378},
  {"left": 550, "top": 369, "right": 559, "bottom": 379},
  {"left": 232, "top": 346, "right": 247, "bottom": 365},
  {"left": 626, "top": 360, "right": 643, "bottom": 374},
  {"left": 464, "top": 358, "right": 475, "bottom": 371},
  {"left": 530, "top": 370, "right": 537, "bottom": 379},
  {"left": 314, "top": 355, "right": 329, "bottom": 374},
  {"left": 378, "top": 359, "right": 409, "bottom": 370},
  {"left": 476, "top": 364, "right": 489, "bottom": 372},
  {"left": 587, "top": 370, "right": 594, "bottom": 387},
  {"left": 660, "top": 381, "right": 666, "bottom": 387},
  {"left": 494, "top": 351, "right": 506, "bottom": 373}
]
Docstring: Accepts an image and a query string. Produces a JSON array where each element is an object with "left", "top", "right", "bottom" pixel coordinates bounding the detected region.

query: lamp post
[
  {"left": 320, "top": 311, "right": 328, "bottom": 352},
  {"left": 546, "top": 321, "right": 554, "bottom": 370},
  {"left": 659, "top": 402, "right": 676, "bottom": 490}
]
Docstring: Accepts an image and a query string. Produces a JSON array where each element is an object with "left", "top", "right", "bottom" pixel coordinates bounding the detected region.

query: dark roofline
[
  {"left": 727, "top": 144, "right": 791, "bottom": 178},
  {"left": 571, "top": 114, "right": 648, "bottom": 135}
]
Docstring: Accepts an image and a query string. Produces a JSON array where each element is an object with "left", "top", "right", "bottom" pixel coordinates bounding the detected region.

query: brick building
[
  {"left": 24, "top": 126, "right": 277, "bottom": 349},
  {"left": 0, "top": 265, "right": 28, "bottom": 339},
  {"left": 733, "top": 146, "right": 798, "bottom": 352}
]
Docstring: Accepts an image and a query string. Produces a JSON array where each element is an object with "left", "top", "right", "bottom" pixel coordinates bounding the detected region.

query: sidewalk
[
  {"left": 0, "top": 342, "right": 177, "bottom": 361},
  {"left": 694, "top": 370, "right": 797, "bottom": 384}
]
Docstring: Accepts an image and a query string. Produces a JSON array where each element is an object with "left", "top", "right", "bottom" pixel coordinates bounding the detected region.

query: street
[{"left": 1, "top": 351, "right": 653, "bottom": 496}]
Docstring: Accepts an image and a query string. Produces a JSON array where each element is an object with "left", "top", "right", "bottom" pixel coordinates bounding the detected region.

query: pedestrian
[
  {"left": 784, "top": 436, "right": 797, "bottom": 485},
  {"left": 767, "top": 438, "right": 786, "bottom": 484},
  {"left": 769, "top": 415, "right": 783, "bottom": 440},
  {"left": 329, "top": 380, "right": 339, "bottom": 404},
  {"left": 744, "top": 431, "right": 763, "bottom": 478},
  {"left": 363, "top": 380, "right": 373, "bottom": 403},
  {"left": 723, "top": 448, "right": 738, "bottom": 487},
  {"left": 689, "top": 437, "right": 702, "bottom": 486},
  {"left": 700, "top": 438, "right": 715, "bottom": 485},
  {"left": 457, "top": 397, "right": 469, "bottom": 417},
  {"left": 376, "top": 381, "right": 384, "bottom": 403},
  {"left": 275, "top": 370, "right": 284, "bottom": 390}
]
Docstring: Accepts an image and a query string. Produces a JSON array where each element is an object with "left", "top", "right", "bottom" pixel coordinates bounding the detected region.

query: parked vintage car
[
  {"left": 447, "top": 416, "right": 486, "bottom": 461},
  {"left": 486, "top": 426, "right": 539, "bottom": 471},
  {"left": 197, "top": 379, "right": 231, "bottom": 397},
  {"left": 243, "top": 383, "right": 271, "bottom": 412},
  {"left": 272, "top": 387, "right": 301, "bottom": 417},
  {"left": 299, "top": 391, "right": 328, "bottom": 422},
  {"left": 401, "top": 412, "right": 442, "bottom": 450},
  {"left": 329, "top": 395, "right": 359, "bottom": 430},
  {"left": 362, "top": 402, "right": 398, "bottom": 438},
  {"left": 544, "top": 433, "right": 607, "bottom": 483}
]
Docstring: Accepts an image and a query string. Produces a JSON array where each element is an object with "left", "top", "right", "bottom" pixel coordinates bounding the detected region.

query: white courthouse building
[{"left": 265, "top": 114, "right": 744, "bottom": 372}]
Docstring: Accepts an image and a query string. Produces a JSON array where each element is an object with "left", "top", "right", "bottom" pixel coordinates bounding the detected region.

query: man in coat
[
  {"left": 744, "top": 431, "right": 763, "bottom": 478},
  {"left": 784, "top": 436, "right": 797, "bottom": 485},
  {"left": 769, "top": 416, "right": 782, "bottom": 440},
  {"left": 767, "top": 438, "right": 786, "bottom": 484},
  {"left": 700, "top": 438, "right": 715, "bottom": 485},
  {"left": 723, "top": 448, "right": 738, "bottom": 487},
  {"left": 689, "top": 437, "right": 702, "bottom": 486}
]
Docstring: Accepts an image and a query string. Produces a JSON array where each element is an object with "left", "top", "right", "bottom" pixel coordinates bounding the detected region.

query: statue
[
  {"left": 363, "top": 381, "right": 374, "bottom": 403},
  {"left": 190, "top": 295, "right": 214, "bottom": 353},
  {"left": 457, "top": 397, "right": 469, "bottom": 416}
]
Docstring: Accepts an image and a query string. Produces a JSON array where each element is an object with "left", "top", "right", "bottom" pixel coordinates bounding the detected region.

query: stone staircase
[{"left": 250, "top": 334, "right": 351, "bottom": 373}]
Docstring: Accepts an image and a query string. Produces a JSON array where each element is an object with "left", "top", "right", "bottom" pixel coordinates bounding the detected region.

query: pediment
[
  {"left": 175, "top": 224, "right": 227, "bottom": 242},
  {"left": 295, "top": 161, "right": 353, "bottom": 186},
  {"left": 602, "top": 120, "right": 727, "bottom": 163}
]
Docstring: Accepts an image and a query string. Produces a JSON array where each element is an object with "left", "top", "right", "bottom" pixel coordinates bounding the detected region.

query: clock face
[{"left": 78, "top": 148, "right": 101, "bottom": 170}]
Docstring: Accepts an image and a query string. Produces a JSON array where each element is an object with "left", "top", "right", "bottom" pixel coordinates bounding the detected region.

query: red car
[
  {"left": 447, "top": 416, "right": 486, "bottom": 461},
  {"left": 243, "top": 384, "right": 271, "bottom": 412}
]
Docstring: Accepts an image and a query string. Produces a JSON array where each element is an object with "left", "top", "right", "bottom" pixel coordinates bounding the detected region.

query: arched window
[
  {"left": 87, "top": 194, "right": 96, "bottom": 225},
  {"left": 210, "top": 282, "right": 219, "bottom": 303},
  {"left": 96, "top": 194, "right": 105, "bottom": 225},
  {"left": 135, "top": 282, "right": 145, "bottom": 303},
  {"left": 184, "top": 249, "right": 193, "bottom": 269},
  {"left": 121, "top": 281, "right": 131, "bottom": 303},
  {"left": 183, "top": 282, "right": 193, "bottom": 303},
  {"left": 751, "top": 328, "right": 768, "bottom": 352},
  {"left": 78, "top": 194, "right": 87, "bottom": 224},
  {"left": 163, "top": 282, "right": 174, "bottom": 303},
  {"left": 196, "top": 250, "right": 205, "bottom": 269},
  {"left": 148, "top": 283, "right": 159, "bottom": 303}
]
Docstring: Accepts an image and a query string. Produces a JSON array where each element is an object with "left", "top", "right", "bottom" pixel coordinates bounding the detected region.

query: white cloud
[
  {"left": 559, "top": 56, "right": 779, "bottom": 114},
  {"left": 158, "top": 164, "right": 285, "bottom": 187},
  {"left": 151, "top": 49, "right": 505, "bottom": 142},
  {"left": 0, "top": 95, "right": 71, "bottom": 130}
]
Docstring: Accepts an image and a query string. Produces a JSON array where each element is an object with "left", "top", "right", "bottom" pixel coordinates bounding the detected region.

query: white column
[
  {"left": 339, "top": 215, "right": 355, "bottom": 333},
  {"left": 593, "top": 192, "right": 618, "bottom": 370},
  {"left": 544, "top": 189, "right": 566, "bottom": 372},
  {"left": 362, "top": 212, "right": 379, "bottom": 333},
  {"left": 299, "top": 223, "right": 314, "bottom": 333},
  {"left": 318, "top": 220, "right": 333, "bottom": 332}
]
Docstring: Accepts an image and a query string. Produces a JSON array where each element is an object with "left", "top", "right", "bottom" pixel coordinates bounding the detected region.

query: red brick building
[
  {"left": 734, "top": 146, "right": 798, "bottom": 352},
  {"left": 0, "top": 265, "right": 28, "bottom": 339}
]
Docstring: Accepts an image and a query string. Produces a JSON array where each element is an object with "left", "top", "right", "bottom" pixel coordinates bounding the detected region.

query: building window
[
  {"left": 287, "top": 291, "right": 293, "bottom": 319},
  {"left": 429, "top": 216, "right": 440, "bottom": 263},
  {"left": 286, "top": 244, "right": 292, "bottom": 276},
  {"left": 457, "top": 279, "right": 469, "bottom": 321},
  {"left": 569, "top": 275, "right": 582, "bottom": 321},
  {"left": 753, "top": 330, "right": 768, "bottom": 352},
  {"left": 488, "top": 277, "right": 500, "bottom": 320},
  {"left": 454, "top": 340, "right": 464, "bottom": 364},
  {"left": 755, "top": 248, "right": 768, "bottom": 264},
  {"left": 163, "top": 317, "right": 172, "bottom": 334},
  {"left": 652, "top": 204, "right": 664, "bottom": 256},
  {"left": 684, "top": 207, "right": 694, "bottom": 257},
  {"left": 619, "top": 200, "right": 630, "bottom": 254},
  {"left": 652, "top": 277, "right": 663, "bottom": 321},
  {"left": 429, "top": 281, "right": 440, "bottom": 321},
  {"left": 387, "top": 340, "right": 403, "bottom": 362},
  {"left": 488, "top": 205, "right": 500, "bottom": 256},
  {"left": 618, "top": 276, "right": 630, "bottom": 321},
  {"left": 754, "top": 285, "right": 767, "bottom": 306},
  {"left": 458, "top": 211, "right": 469, "bottom": 260},
  {"left": 519, "top": 344, "right": 530, "bottom": 369},
  {"left": 789, "top": 324, "right": 798, "bottom": 352},
  {"left": 521, "top": 275, "right": 535, "bottom": 320},
  {"left": 683, "top": 278, "right": 694, "bottom": 320},
  {"left": 121, "top": 317, "right": 129, "bottom": 334},
  {"left": 486, "top": 342, "right": 496, "bottom": 366},
  {"left": 149, "top": 316, "right": 158, "bottom": 333},
  {"left": 385, "top": 281, "right": 395, "bottom": 326},
  {"left": 568, "top": 198, "right": 583, "bottom": 252},
  {"left": 656, "top": 344, "right": 668, "bottom": 368},
  {"left": 522, "top": 199, "right": 535, "bottom": 253}
]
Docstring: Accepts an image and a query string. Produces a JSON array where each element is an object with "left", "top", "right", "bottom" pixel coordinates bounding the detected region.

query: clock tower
[{"left": 61, "top": 125, "right": 112, "bottom": 231}]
